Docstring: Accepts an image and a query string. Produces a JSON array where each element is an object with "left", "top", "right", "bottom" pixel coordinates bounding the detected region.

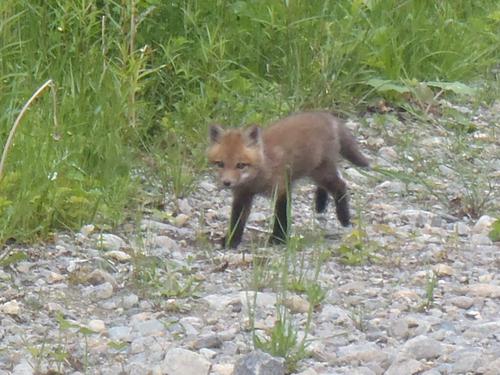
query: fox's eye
[
  {"left": 236, "top": 162, "right": 249, "bottom": 169},
  {"left": 214, "top": 161, "right": 224, "bottom": 168}
]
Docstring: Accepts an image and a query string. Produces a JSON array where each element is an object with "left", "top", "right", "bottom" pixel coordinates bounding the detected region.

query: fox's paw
[
  {"left": 267, "top": 234, "right": 287, "bottom": 246},
  {"left": 221, "top": 235, "right": 241, "bottom": 249},
  {"left": 335, "top": 204, "right": 351, "bottom": 227}
]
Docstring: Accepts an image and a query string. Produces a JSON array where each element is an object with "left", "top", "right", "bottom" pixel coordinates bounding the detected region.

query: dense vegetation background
[{"left": 0, "top": 0, "right": 498, "bottom": 243}]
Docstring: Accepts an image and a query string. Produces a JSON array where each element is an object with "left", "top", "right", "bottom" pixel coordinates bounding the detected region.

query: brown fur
[{"left": 208, "top": 112, "right": 369, "bottom": 248}]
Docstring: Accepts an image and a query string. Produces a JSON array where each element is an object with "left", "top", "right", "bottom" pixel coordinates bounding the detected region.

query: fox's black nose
[{"left": 223, "top": 181, "right": 231, "bottom": 187}]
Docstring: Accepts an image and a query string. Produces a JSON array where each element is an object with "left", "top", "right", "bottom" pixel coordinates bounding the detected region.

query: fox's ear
[
  {"left": 209, "top": 124, "right": 224, "bottom": 144},
  {"left": 244, "top": 125, "right": 262, "bottom": 147}
]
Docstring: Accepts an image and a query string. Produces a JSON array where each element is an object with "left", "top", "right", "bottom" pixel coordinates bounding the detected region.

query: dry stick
[
  {"left": 425, "top": 88, "right": 445, "bottom": 115},
  {"left": 0, "top": 79, "right": 56, "bottom": 182}
]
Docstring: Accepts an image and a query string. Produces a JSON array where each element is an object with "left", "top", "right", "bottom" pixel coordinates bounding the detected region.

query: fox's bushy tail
[{"left": 338, "top": 124, "right": 370, "bottom": 168}]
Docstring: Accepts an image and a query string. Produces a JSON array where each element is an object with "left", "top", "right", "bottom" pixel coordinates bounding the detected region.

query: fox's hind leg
[
  {"left": 315, "top": 187, "right": 328, "bottom": 213},
  {"left": 313, "top": 168, "right": 350, "bottom": 227}
]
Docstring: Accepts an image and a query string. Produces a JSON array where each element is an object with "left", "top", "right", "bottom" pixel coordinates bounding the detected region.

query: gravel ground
[{"left": 0, "top": 100, "right": 499, "bottom": 375}]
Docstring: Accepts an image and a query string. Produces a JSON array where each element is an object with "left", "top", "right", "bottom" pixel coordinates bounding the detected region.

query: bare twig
[
  {"left": 425, "top": 88, "right": 445, "bottom": 115},
  {"left": 0, "top": 79, "right": 57, "bottom": 182}
]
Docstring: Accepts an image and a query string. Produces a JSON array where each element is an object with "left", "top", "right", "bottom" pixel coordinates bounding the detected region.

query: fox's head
[{"left": 207, "top": 124, "right": 264, "bottom": 189}]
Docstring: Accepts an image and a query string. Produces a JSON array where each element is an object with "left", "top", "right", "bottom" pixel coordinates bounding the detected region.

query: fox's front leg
[
  {"left": 223, "top": 191, "right": 254, "bottom": 249},
  {"left": 269, "top": 192, "right": 290, "bottom": 245}
]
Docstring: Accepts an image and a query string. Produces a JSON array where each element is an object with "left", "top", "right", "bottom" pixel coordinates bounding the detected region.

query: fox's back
[{"left": 262, "top": 112, "right": 341, "bottom": 179}]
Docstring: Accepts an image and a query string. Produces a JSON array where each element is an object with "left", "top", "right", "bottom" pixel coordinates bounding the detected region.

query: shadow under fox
[{"left": 207, "top": 112, "right": 370, "bottom": 248}]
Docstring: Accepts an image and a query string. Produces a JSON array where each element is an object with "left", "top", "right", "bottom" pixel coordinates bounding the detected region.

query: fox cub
[{"left": 207, "top": 112, "right": 369, "bottom": 248}]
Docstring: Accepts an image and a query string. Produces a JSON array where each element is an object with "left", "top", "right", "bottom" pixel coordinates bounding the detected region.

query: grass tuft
[{"left": 1, "top": 1, "right": 499, "bottom": 242}]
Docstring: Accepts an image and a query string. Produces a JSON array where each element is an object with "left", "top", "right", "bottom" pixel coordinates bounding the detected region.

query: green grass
[
  {"left": 0, "top": 0, "right": 499, "bottom": 243},
  {"left": 25, "top": 312, "right": 96, "bottom": 374},
  {"left": 247, "top": 224, "right": 328, "bottom": 372},
  {"left": 419, "top": 270, "right": 438, "bottom": 311}
]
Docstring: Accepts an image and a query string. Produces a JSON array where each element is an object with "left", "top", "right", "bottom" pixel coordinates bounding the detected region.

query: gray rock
[
  {"left": 199, "top": 347, "right": 217, "bottom": 359},
  {"left": 450, "top": 351, "right": 485, "bottom": 374},
  {"left": 141, "top": 219, "right": 191, "bottom": 236},
  {"left": 319, "top": 305, "right": 351, "bottom": 324},
  {"left": 83, "top": 281, "right": 114, "bottom": 301},
  {"left": 420, "top": 370, "right": 440, "bottom": 375},
  {"left": 100, "top": 365, "right": 126, "bottom": 375},
  {"left": 472, "top": 215, "right": 496, "bottom": 234},
  {"left": 191, "top": 334, "right": 223, "bottom": 350},
  {"left": 430, "top": 215, "right": 444, "bottom": 228},
  {"left": 388, "top": 319, "right": 409, "bottom": 340},
  {"left": 387, "top": 181, "right": 406, "bottom": 194},
  {"left": 12, "top": 361, "right": 33, "bottom": 375},
  {"left": 401, "top": 335, "right": 443, "bottom": 360},
  {"left": 150, "top": 234, "right": 178, "bottom": 250},
  {"left": 467, "top": 283, "right": 500, "bottom": 298},
  {"left": 178, "top": 198, "right": 192, "bottom": 215},
  {"left": 162, "top": 348, "right": 211, "bottom": 375},
  {"left": 108, "top": 326, "right": 132, "bottom": 341},
  {"left": 471, "top": 234, "right": 493, "bottom": 245},
  {"left": 141, "top": 219, "right": 172, "bottom": 232},
  {"left": 130, "top": 336, "right": 148, "bottom": 354},
  {"left": 95, "top": 233, "right": 126, "bottom": 251},
  {"left": 344, "top": 167, "right": 369, "bottom": 183},
  {"left": 337, "top": 281, "right": 366, "bottom": 294},
  {"left": 454, "top": 222, "right": 470, "bottom": 236},
  {"left": 401, "top": 316, "right": 431, "bottom": 337},
  {"left": 16, "top": 261, "right": 34, "bottom": 273},
  {"left": 336, "top": 343, "right": 389, "bottom": 366},
  {"left": 130, "top": 336, "right": 164, "bottom": 355},
  {"left": 88, "top": 319, "right": 106, "bottom": 333},
  {"left": 1, "top": 300, "right": 21, "bottom": 315},
  {"left": 100, "top": 299, "right": 118, "bottom": 310},
  {"left": 421, "top": 136, "right": 444, "bottom": 146},
  {"left": 180, "top": 316, "right": 202, "bottom": 336},
  {"left": 482, "top": 358, "right": 500, "bottom": 375},
  {"left": 105, "top": 250, "right": 131, "bottom": 262},
  {"left": 239, "top": 291, "right": 277, "bottom": 311},
  {"left": 378, "top": 146, "right": 398, "bottom": 161},
  {"left": 438, "top": 165, "right": 454, "bottom": 176},
  {"left": 199, "top": 180, "right": 216, "bottom": 192},
  {"left": 218, "top": 328, "right": 237, "bottom": 342},
  {"left": 122, "top": 293, "right": 139, "bottom": 309},
  {"left": 367, "top": 137, "right": 384, "bottom": 148},
  {"left": 385, "top": 358, "right": 424, "bottom": 375},
  {"left": 448, "top": 296, "right": 474, "bottom": 309},
  {"left": 203, "top": 293, "right": 240, "bottom": 311},
  {"left": 172, "top": 213, "right": 190, "bottom": 227},
  {"left": 233, "top": 350, "right": 285, "bottom": 375},
  {"left": 354, "top": 368, "right": 377, "bottom": 375},
  {"left": 432, "top": 263, "right": 454, "bottom": 276},
  {"left": 125, "top": 362, "right": 160, "bottom": 375},
  {"left": 295, "top": 369, "right": 319, "bottom": 375},
  {"left": 0, "top": 270, "right": 11, "bottom": 281},
  {"left": 80, "top": 224, "right": 95, "bottom": 236},
  {"left": 211, "top": 363, "right": 234, "bottom": 375},
  {"left": 86, "top": 269, "right": 118, "bottom": 288},
  {"left": 249, "top": 211, "right": 267, "bottom": 222},
  {"left": 401, "top": 209, "right": 435, "bottom": 227},
  {"left": 376, "top": 180, "right": 406, "bottom": 194},
  {"left": 133, "top": 319, "right": 165, "bottom": 336},
  {"left": 463, "top": 321, "right": 500, "bottom": 339}
]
